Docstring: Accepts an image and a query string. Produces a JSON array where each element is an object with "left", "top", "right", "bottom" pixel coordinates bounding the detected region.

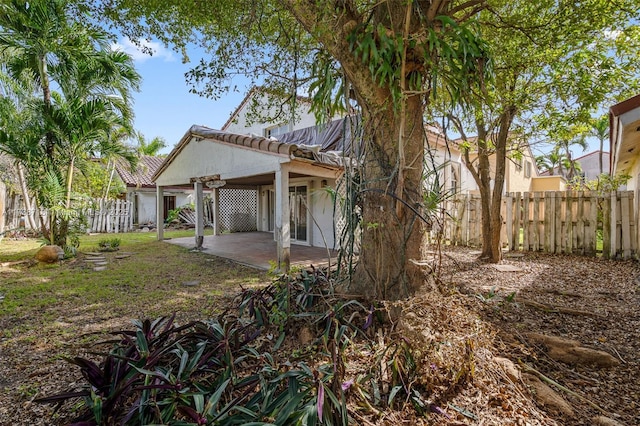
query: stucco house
[
  {"left": 114, "top": 155, "right": 193, "bottom": 226},
  {"left": 428, "top": 130, "right": 540, "bottom": 196},
  {"left": 610, "top": 93, "right": 640, "bottom": 190},
  {"left": 153, "top": 124, "right": 347, "bottom": 271}
]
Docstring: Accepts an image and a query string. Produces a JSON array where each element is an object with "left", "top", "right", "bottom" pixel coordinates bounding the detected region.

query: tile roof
[
  {"left": 153, "top": 124, "right": 345, "bottom": 182},
  {"left": 115, "top": 155, "right": 165, "bottom": 188}
]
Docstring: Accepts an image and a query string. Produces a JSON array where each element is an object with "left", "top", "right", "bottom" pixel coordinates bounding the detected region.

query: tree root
[
  {"left": 519, "top": 361, "right": 607, "bottom": 414},
  {"left": 520, "top": 298, "right": 605, "bottom": 318}
]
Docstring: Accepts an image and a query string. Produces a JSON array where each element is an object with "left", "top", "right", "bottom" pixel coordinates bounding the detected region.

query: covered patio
[
  {"left": 165, "top": 231, "right": 337, "bottom": 270},
  {"left": 153, "top": 125, "right": 343, "bottom": 272}
]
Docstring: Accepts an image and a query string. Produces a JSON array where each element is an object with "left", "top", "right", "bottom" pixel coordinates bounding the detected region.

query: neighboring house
[
  {"left": 428, "top": 130, "right": 540, "bottom": 195},
  {"left": 114, "top": 155, "right": 193, "bottom": 225},
  {"left": 539, "top": 150, "right": 610, "bottom": 182},
  {"left": 610, "top": 93, "right": 640, "bottom": 191},
  {"left": 222, "top": 87, "right": 319, "bottom": 136}
]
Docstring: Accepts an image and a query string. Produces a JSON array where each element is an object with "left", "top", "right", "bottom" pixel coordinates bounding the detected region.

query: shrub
[{"left": 97, "top": 237, "right": 120, "bottom": 252}]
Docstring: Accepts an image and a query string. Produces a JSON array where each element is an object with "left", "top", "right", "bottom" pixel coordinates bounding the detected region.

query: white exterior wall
[
  {"left": 224, "top": 92, "right": 317, "bottom": 136},
  {"left": 309, "top": 178, "right": 337, "bottom": 250},
  {"left": 156, "top": 139, "right": 289, "bottom": 187},
  {"left": 259, "top": 177, "right": 336, "bottom": 249},
  {"left": 426, "top": 145, "right": 478, "bottom": 195},
  {"left": 129, "top": 189, "right": 191, "bottom": 225}
]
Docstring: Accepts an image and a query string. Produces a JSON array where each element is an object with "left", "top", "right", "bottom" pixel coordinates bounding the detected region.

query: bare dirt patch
[{"left": 441, "top": 247, "right": 640, "bottom": 426}]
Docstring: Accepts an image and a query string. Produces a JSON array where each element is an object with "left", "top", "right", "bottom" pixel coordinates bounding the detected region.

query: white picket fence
[
  {"left": 85, "top": 198, "right": 133, "bottom": 233},
  {"left": 3, "top": 193, "right": 133, "bottom": 234}
]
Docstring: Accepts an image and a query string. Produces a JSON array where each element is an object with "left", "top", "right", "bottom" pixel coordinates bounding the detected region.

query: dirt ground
[
  {"left": 1, "top": 246, "right": 638, "bottom": 425},
  {"left": 438, "top": 247, "right": 640, "bottom": 426}
]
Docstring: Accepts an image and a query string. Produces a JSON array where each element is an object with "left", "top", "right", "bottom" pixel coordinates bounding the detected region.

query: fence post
[
  {"left": 506, "top": 192, "right": 513, "bottom": 251},
  {"left": 533, "top": 192, "right": 541, "bottom": 251},
  {"left": 513, "top": 192, "right": 521, "bottom": 251},
  {"left": 544, "top": 191, "right": 554, "bottom": 253},
  {"left": 523, "top": 192, "right": 530, "bottom": 251},
  {"left": 609, "top": 191, "right": 618, "bottom": 259},
  {"left": 564, "top": 191, "right": 572, "bottom": 254},
  {"left": 621, "top": 191, "right": 631, "bottom": 260}
]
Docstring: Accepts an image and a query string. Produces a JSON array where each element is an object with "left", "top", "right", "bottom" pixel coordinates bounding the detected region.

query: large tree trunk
[
  {"left": 348, "top": 94, "right": 426, "bottom": 300},
  {"left": 283, "top": 0, "right": 437, "bottom": 300}
]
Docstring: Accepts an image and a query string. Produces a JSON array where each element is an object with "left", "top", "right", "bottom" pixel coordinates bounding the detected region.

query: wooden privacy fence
[{"left": 444, "top": 191, "right": 637, "bottom": 259}]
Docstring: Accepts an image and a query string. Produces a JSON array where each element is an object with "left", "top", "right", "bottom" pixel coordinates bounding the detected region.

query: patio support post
[
  {"left": 275, "top": 164, "right": 291, "bottom": 272},
  {"left": 194, "top": 180, "right": 204, "bottom": 249},
  {"left": 156, "top": 185, "right": 164, "bottom": 240},
  {"left": 212, "top": 188, "right": 220, "bottom": 236}
]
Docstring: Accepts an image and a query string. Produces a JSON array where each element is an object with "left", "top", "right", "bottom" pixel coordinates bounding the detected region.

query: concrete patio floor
[{"left": 165, "top": 231, "right": 337, "bottom": 270}]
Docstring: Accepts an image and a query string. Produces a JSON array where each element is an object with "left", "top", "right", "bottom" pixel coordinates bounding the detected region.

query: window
[
  {"left": 449, "top": 162, "right": 461, "bottom": 194},
  {"left": 524, "top": 161, "right": 532, "bottom": 178},
  {"left": 264, "top": 123, "right": 289, "bottom": 138},
  {"left": 515, "top": 157, "right": 523, "bottom": 172},
  {"left": 163, "top": 195, "right": 176, "bottom": 222}
]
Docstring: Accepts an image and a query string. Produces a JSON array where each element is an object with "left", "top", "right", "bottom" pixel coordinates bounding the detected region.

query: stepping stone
[
  {"left": 492, "top": 264, "right": 523, "bottom": 272},
  {"left": 83, "top": 252, "right": 103, "bottom": 256},
  {"left": 115, "top": 254, "right": 131, "bottom": 259},
  {"left": 118, "top": 252, "right": 134, "bottom": 255},
  {"left": 504, "top": 252, "right": 525, "bottom": 258},
  {"left": 93, "top": 266, "right": 107, "bottom": 271},
  {"left": 182, "top": 280, "right": 200, "bottom": 287},
  {"left": 93, "top": 261, "right": 108, "bottom": 266},
  {"left": 85, "top": 258, "right": 106, "bottom": 263}
]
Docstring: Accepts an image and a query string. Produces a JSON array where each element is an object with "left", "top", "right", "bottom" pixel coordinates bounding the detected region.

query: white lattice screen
[{"left": 206, "top": 189, "right": 258, "bottom": 233}]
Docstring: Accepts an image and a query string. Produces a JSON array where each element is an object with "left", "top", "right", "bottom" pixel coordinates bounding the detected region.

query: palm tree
[
  {"left": 554, "top": 135, "right": 588, "bottom": 179},
  {"left": 135, "top": 132, "right": 167, "bottom": 156},
  {"left": 0, "top": 0, "right": 141, "bottom": 248},
  {"left": 590, "top": 115, "right": 609, "bottom": 175},
  {"left": 535, "top": 149, "right": 567, "bottom": 176}
]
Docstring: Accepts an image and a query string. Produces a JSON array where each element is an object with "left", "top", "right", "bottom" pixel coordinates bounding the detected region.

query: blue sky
[{"left": 112, "top": 38, "right": 247, "bottom": 154}]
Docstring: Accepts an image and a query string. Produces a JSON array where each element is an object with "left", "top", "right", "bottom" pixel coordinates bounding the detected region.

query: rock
[
  {"left": 35, "top": 245, "right": 64, "bottom": 263},
  {"left": 592, "top": 415, "right": 625, "bottom": 426},
  {"left": 141, "top": 227, "right": 150, "bottom": 233},
  {"left": 522, "top": 373, "right": 574, "bottom": 417},
  {"left": 526, "top": 333, "right": 619, "bottom": 367},
  {"left": 182, "top": 280, "right": 200, "bottom": 287},
  {"left": 492, "top": 264, "right": 523, "bottom": 272},
  {"left": 494, "top": 357, "right": 521, "bottom": 382},
  {"left": 298, "top": 327, "right": 314, "bottom": 345},
  {"left": 115, "top": 254, "right": 131, "bottom": 259},
  {"left": 93, "top": 266, "right": 107, "bottom": 271}
]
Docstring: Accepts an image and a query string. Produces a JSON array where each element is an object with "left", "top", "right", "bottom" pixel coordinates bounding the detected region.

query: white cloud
[
  {"left": 111, "top": 38, "right": 175, "bottom": 63},
  {"left": 603, "top": 29, "right": 622, "bottom": 40}
]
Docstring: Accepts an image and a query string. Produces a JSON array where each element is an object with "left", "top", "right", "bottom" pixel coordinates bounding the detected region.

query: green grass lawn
[{"left": 0, "top": 228, "right": 266, "bottom": 341}]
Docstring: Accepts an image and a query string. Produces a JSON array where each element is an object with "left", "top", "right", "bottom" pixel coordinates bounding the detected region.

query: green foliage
[
  {"left": 37, "top": 269, "right": 360, "bottom": 425},
  {"left": 0, "top": 0, "right": 140, "bottom": 248},
  {"left": 567, "top": 173, "right": 631, "bottom": 193},
  {"left": 73, "top": 161, "right": 125, "bottom": 199},
  {"left": 165, "top": 204, "right": 194, "bottom": 224},
  {"left": 97, "top": 237, "right": 121, "bottom": 252}
]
